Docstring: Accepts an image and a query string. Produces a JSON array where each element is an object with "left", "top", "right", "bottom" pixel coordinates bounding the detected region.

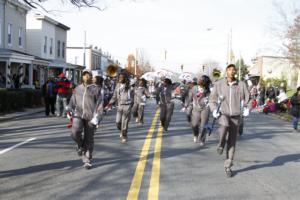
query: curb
[{"left": 0, "top": 108, "right": 44, "bottom": 122}]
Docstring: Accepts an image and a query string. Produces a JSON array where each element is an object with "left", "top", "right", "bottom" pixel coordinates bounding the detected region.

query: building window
[
  {"left": 62, "top": 42, "right": 65, "bottom": 58},
  {"left": 8, "top": 24, "right": 12, "bottom": 45},
  {"left": 57, "top": 40, "right": 60, "bottom": 57},
  {"left": 50, "top": 38, "right": 53, "bottom": 55},
  {"left": 44, "top": 36, "right": 47, "bottom": 53},
  {"left": 18, "top": 27, "right": 23, "bottom": 47}
]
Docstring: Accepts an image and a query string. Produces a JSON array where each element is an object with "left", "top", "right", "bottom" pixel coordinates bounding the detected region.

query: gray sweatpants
[
  {"left": 71, "top": 117, "right": 95, "bottom": 164},
  {"left": 191, "top": 108, "right": 210, "bottom": 142},
  {"left": 116, "top": 105, "right": 131, "bottom": 137},
  {"left": 132, "top": 103, "right": 145, "bottom": 123},
  {"left": 218, "top": 115, "right": 240, "bottom": 168},
  {"left": 186, "top": 105, "right": 193, "bottom": 123},
  {"left": 160, "top": 102, "right": 174, "bottom": 130}
]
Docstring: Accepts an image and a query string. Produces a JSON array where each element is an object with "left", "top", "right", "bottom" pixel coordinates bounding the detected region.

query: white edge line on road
[{"left": 0, "top": 137, "right": 37, "bottom": 155}]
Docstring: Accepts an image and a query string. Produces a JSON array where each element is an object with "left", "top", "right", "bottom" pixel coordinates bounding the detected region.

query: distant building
[
  {"left": 0, "top": 0, "right": 33, "bottom": 88},
  {"left": 249, "top": 55, "right": 298, "bottom": 87},
  {"left": 67, "top": 45, "right": 121, "bottom": 77}
]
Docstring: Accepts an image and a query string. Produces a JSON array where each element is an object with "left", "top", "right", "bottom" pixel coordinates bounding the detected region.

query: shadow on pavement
[
  {"left": 0, "top": 159, "right": 82, "bottom": 178},
  {"left": 234, "top": 153, "right": 300, "bottom": 176}
]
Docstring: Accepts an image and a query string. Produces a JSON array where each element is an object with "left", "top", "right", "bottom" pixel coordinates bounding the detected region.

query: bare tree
[
  {"left": 270, "top": 0, "right": 300, "bottom": 87},
  {"left": 137, "top": 48, "right": 153, "bottom": 74}
]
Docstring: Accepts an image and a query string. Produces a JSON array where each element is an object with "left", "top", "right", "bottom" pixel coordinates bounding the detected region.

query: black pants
[{"left": 45, "top": 96, "right": 56, "bottom": 116}]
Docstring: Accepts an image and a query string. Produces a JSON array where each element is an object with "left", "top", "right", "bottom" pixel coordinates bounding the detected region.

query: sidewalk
[{"left": 0, "top": 107, "right": 44, "bottom": 122}]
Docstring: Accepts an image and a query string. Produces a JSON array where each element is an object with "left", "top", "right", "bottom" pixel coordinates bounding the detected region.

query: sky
[{"left": 34, "top": 0, "right": 296, "bottom": 73}]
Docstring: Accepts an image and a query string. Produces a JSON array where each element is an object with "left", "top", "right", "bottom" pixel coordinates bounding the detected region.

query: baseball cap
[{"left": 82, "top": 69, "right": 92, "bottom": 76}]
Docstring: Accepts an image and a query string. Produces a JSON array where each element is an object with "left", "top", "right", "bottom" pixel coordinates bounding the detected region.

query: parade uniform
[
  {"left": 190, "top": 85, "right": 210, "bottom": 143},
  {"left": 184, "top": 85, "right": 194, "bottom": 123},
  {"left": 209, "top": 77, "right": 250, "bottom": 175},
  {"left": 132, "top": 86, "right": 149, "bottom": 124},
  {"left": 67, "top": 82, "right": 103, "bottom": 168},
  {"left": 109, "top": 83, "right": 134, "bottom": 140},
  {"left": 158, "top": 85, "right": 175, "bottom": 131}
]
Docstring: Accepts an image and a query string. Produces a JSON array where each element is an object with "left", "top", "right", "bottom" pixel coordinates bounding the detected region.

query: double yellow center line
[{"left": 127, "top": 109, "right": 163, "bottom": 200}]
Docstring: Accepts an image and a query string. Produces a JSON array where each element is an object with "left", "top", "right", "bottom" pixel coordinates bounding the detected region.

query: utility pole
[
  {"left": 239, "top": 52, "right": 242, "bottom": 80},
  {"left": 83, "top": 31, "right": 86, "bottom": 68},
  {"left": 135, "top": 48, "right": 138, "bottom": 76}
]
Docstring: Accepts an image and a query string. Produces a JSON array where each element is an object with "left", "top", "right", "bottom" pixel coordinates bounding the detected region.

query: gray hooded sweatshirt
[
  {"left": 68, "top": 83, "right": 103, "bottom": 121},
  {"left": 209, "top": 78, "right": 250, "bottom": 116}
]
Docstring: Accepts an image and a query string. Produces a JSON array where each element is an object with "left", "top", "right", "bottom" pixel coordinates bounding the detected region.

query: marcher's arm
[
  {"left": 66, "top": 90, "right": 76, "bottom": 111},
  {"left": 108, "top": 85, "right": 118, "bottom": 105},
  {"left": 94, "top": 88, "right": 104, "bottom": 122},
  {"left": 209, "top": 84, "right": 218, "bottom": 111}
]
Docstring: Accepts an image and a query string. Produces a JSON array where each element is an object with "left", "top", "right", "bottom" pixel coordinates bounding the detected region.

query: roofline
[
  {"left": 34, "top": 14, "right": 70, "bottom": 30},
  {"left": 8, "top": 0, "right": 31, "bottom": 11}
]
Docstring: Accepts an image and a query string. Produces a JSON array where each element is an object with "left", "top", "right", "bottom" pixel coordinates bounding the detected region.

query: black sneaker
[{"left": 77, "top": 147, "right": 83, "bottom": 156}]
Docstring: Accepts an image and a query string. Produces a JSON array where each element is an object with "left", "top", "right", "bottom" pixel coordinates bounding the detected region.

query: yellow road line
[
  {"left": 148, "top": 124, "right": 163, "bottom": 200},
  {"left": 126, "top": 109, "right": 160, "bottom": 200}
]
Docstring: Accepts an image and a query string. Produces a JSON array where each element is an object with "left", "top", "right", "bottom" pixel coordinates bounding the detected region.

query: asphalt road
[{"left": 0, "top": 99, "right": 300, "bottom": 200}]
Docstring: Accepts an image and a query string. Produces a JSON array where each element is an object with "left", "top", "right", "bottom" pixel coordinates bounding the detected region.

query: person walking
[
  {"left": 67, "top": 69, "right": 103, "bottom": 169},
  {"left": 42, "top": 77, "right": 56, "bottom": 116},
  {"left": 290, "top": 87, "right": 300, "bottom": 132},
  {"left": 132, "top": 78, "right": 149, "bottom": 125},
  {"left": 55, "top": 72, "right": 71, "bottom": 117},
  {"left": 157, "top": 78, "right": 176, "bottom": 132},
  {"left": 183, "top": 79, "right": 195, "bottom": 123},
  {"left": 107, "top": 73, "right": 134, "bottom": 143},
  {"left": 190, "top": 75, "right": 211, "bottom": 144},
  {"left": 209, "top": 64, "right": 251, "bottom": 177}
]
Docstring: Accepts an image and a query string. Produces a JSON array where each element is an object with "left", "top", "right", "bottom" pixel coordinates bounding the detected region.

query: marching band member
[
  {"left": 157, "top": 77, "right": 177, "bottom": 132},
  {"left": 107, "top": 73, "right": 134, "bottom": 143},
  {"left": 132, "top": 78, "right": 149, "bottom": 125},
  {"left": 190, "top": 75, "right": 211, "bottom": 144},
  {"left": 209, "top": 64, "right": 250, "bottom": 177},
  {"left": 67, "top": 69, "right": 103, "bottom": 169}
]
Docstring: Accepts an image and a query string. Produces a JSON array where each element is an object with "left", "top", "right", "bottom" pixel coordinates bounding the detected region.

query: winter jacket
[
  {"left": 68, "top": 83, "right": 103, "bottom": 121},
  {"left": 134, "top": 86, "right": 149, "bottom": 105},
  {"left": 109, "top": 83, "right": 134, "bottom": 106},
  {"left": 189, "top": 85, "right": 210, "bottom": 112},
  {"left": 209, "top": 78, "right": 250, "bottom": 117},
  {"left": 290, "top": 94, "right": 300, "bottom": 118}
]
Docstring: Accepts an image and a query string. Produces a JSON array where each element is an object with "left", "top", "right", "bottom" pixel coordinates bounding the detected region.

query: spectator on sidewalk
[
  {"left": 55, "top": 73, "right": 71, "bottom": 117},
  {"left": 42, "top": 77, "right": 56, "bottom": 116},
  {"left": 290, "top": 87, "right": 300, "bottom": 132}
]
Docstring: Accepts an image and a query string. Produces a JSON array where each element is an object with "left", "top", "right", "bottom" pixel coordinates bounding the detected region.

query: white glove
[
  {"left": 67, "top": 112, "right": 72, "bottom": 120},
  {"left": 181, "top": 107, "right": 187, "bottom": 112},
  {"left": 212, "top": 109, "right": 220, "bottom": 118},
  {"left": 90, "top": 115, "right": 99, "bottom": 126},
  {"left": 142, "top": 95, "right": 147, "bottom": 102},
  {"left": 243, "top": 107, "right": 250, "bottom": 117}
]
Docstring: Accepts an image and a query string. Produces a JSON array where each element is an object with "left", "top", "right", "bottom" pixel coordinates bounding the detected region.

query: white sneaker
[
  {"left": 136, "top": 118, "right": 139, "bottom": 123},
  {"left": 84, "top": 163, "right": 92, "bottom": 170},
  {"left": 193, "top": 137, "right": 197, "bottom": 143}
]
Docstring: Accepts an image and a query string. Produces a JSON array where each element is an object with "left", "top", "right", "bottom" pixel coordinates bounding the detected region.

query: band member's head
[
  {"left": 297, "top": 87, "right": 300, "bottom": 95},
  {"left": 226, "top": 64, "right": 237, "bottom": 79},
  {"left": 82, "top": 69, "right": 92, "bottom": 84},
  {"left": 118, "top": 73, "right": 130, "bottom": 90},
  {"left": 118, "top": 73, "right": 127, "bottom": 84},
  {"left": 198, "top": 75, "right": 211, "bottom": 92},
  {"left": 93, "top": 75, "right": 103, "bottom": 87},
  {"left": 139, "top": 78, "right": 147, "bottom": 87},
  {"left": 163, "top": 78, "right": 172, "bottom": 87}
]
